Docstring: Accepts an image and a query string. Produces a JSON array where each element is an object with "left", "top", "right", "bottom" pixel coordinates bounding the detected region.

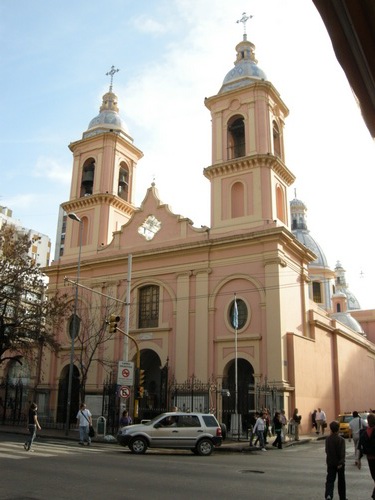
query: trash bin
[{"left": 97, "top": 416, "right": 106, "bottom": 436}]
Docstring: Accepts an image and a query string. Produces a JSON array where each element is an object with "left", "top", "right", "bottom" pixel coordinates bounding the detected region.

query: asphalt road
[{"left": 0, "top": 433, "right": 373, "bottom": 499}]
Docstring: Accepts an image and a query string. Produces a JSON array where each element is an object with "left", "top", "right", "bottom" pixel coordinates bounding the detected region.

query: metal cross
[
  {"left": 106, "top": 65, "right": 120, "bottom": 91},
  {"left": 236, "top": 12, "right": 253, "bottom": 37}
]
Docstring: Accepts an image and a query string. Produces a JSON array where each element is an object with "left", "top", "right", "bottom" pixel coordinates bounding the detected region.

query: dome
[
  {"left": 83, "top": 90, "right": 132, "bottom": 142},
  {"left": 334, "top": 261, "right": 361, "bottom": 310},
  {"left": 331, "top": 312, "right": 365, "bottom": 335},
  {"left": 293, "top": 231, "right": 329, "bottom": 267},
  {"left": 290, "top": 198, "right": 329, "bottom": 267},
  {"left": 219, "top": 38, "right": 267, "bottom": 94}
]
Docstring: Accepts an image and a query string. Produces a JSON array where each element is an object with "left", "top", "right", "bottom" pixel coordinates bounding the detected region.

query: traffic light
[
  {"left": 137, "top": 386, "right": 145, "bottom": 399},
  {"left": 108, "top": 314, "right": 120, "bottom": 333},
  {"left": 136, "top": 369, "right": 145, "bottom": 399}
]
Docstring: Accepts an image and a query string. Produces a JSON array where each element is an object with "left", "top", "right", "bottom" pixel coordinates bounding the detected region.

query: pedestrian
[
  {"left": 316, "top": 407, "right": 327, "bottom": 435},
  {"left": 359, "top": 412, "right": 375, "bottom": 499},
  {"left": 349, "top": 410, "right": 367, "bottom": 469},
  {"left": 272, "top": 411, "right": 282, "bottom": 449},
  {"left": 280, "top": 409, "right": 288, "bottom": 442},
  {"left": 324, "top": 420, "right": 346, "bottom": 500},
  {"left": 253, "top": 411, "right": 267, "bottom": 451},
  {"left": 76, "top": 402, "right": 92, "bottom": 446},
  {"left": 24, "top": 402, "right": 41, "bottom": 451},
  {"left": 119, "top": 409, "right": 132, "bottom": 427},
  {"left": 312, "top": 409, "right": 318, "bottom": 433},
  {"left": 249, "top": 412, "right": 258, "bottom": 447},
  {"left": 264, "top": 408, "right": 271, "bottom": 443},
  {"left": 292, "top": 408, "right": 302, "bottom": 441}
]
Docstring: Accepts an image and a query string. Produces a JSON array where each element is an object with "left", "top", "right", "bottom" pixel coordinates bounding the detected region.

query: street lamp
[{"left": 65, "top": 212, "right": 83, "bottom": 435}]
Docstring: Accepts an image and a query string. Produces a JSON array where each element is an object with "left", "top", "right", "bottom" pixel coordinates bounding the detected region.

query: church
[{"left": 20, "top": 24, "right": 375, "bottom": 433}]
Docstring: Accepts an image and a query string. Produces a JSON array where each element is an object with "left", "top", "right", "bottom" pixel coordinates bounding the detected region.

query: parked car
[
  {"left": 117, "top": 411, "right": 223, "bottom": 455},
  {"left": 338, "top": 412, "right": 369, "bottom": 437}
]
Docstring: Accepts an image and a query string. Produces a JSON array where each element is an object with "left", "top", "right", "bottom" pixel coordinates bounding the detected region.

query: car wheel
[
  {"left": 129, "top": 437, "right": 147, "bottom": 454},
  {"left": 195, "top": 439, "right": 214, "bottom": 456},
  {"left": 220, "top": 423, "right": 227, "bottom": 441}
]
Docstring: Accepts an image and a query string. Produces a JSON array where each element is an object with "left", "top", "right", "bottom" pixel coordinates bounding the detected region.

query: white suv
[{"left": 117, "top": 412, "right": 223, "bottom": 456}]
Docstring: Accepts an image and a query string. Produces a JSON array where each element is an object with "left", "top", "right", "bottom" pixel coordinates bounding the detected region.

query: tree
[
  {"left": 73, "top": 288, "right": 121, "bottom": 402},
  {"left": 0, "top": 223, "right": 68, "bottom": 366}
]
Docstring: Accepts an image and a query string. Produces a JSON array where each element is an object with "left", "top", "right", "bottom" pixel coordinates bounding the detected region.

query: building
[
  {"left": 3, "top": 27, "right": 375, "bottom": 432},
  {"left": 0, "top": 206, "right": 51, "bottom": 267}
]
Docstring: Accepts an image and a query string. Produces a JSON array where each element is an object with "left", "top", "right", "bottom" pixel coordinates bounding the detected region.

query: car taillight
[{"left": 216, "top": 427, "right": 222, "bottom": 437}]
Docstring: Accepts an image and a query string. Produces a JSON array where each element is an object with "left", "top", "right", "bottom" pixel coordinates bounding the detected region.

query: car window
[
  {"left": 159, "top": 415, "right": 179, "bottom": 427},
  {"left": 202, "top": 415, "right": 219, "bottom": 427},
  {"left": 179, "top": 415, "right": 201, "bottom": 428}
]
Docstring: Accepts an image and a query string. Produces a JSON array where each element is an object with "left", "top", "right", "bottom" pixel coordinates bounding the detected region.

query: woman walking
[{"left": 24, "top": 402, "right": 41, "bottom": 451}]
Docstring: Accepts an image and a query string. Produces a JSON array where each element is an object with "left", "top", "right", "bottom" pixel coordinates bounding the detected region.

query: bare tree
[{"left": 69, "top": 285, "right": 123, "bottom": 402}]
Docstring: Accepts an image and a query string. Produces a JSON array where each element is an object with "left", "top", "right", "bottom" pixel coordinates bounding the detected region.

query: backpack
[{"left": 359, "top": 427, "right": 375, "bottom": 455}]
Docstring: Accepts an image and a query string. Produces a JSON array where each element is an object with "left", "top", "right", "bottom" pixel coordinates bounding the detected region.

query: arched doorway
[
  {"left": 222, "top": 358, "right": 255, "bottom": 433},
  {"left": 137, "top": 349, "right": 168, "bottom": 420},
  {"left": 57, "top": 364, "right": 80, "bottom": 424}
]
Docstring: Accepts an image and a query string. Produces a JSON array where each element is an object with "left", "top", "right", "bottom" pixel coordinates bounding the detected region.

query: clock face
[{"left": 138, "top": 215, "right": 161, "bottom": 241}]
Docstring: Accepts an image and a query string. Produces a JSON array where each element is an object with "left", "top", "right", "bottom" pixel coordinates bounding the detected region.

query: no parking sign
[
  {"left": 117, "top": 360, "right": 134, "bottom": 385},
  {"left": 119, "top": 386, "right": 131, "bottom": 399}
]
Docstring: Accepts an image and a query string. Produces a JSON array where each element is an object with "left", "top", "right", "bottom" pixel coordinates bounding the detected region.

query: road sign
[
  {"left": 119, "top": 386, "right": 131, "bottom": 399},
  {"left": 117, "top": 361, "right": 134, "bottom": 385}
]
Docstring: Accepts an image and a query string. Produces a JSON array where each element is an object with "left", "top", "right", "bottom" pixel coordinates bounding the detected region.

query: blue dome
[
  {"left": 83, "top": 90, "right": 131, "bottom": 141},
  {"left": 219, "top": 38, "right": 267, "bottom": 94}
]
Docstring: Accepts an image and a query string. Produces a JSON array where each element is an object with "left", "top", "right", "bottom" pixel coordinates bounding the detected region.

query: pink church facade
[{"left": 3, "top": 33, "right": 375, "bottom": 433}]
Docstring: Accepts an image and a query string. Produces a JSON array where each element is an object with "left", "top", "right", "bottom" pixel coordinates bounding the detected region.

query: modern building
[
  {"left": 0, "top": 206, "right": 51, "bottom": 267},
  {"left": 3, "top": 28, "right": 375, "bottom": 432}
]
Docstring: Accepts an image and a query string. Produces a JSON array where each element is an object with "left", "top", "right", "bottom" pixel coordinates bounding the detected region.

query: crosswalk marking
[{"left": 0, "top": 441, "right": 107, "bottom": 460}]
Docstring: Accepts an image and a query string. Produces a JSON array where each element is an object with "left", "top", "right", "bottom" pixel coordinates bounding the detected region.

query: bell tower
[
  {"left": 204, "top": 15, "right": 294, "bottom": 235},
  {"left": 61, "top": 67, "right": 143, "bottom": 257}
]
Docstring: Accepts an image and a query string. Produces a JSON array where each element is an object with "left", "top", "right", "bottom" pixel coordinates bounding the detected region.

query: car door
[{"left": 148, "top": 415, "right": 181, "bottom": 448}]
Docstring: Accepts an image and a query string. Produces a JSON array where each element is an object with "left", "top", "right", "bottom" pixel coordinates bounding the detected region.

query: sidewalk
[{"left": 0, "top": 423, "right": 321, "bottom": 451}]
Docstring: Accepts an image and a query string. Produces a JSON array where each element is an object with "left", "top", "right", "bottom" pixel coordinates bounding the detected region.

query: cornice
[
  {"left": 61, "top": 193, "right": 135, "bottom": 216},
  {"left": 203, "top": 154, "right": 295, "bottom": 186}
]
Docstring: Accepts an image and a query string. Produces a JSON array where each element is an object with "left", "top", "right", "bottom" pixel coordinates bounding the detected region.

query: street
[{"left": 0, "top": 433, "right": 373, "bottom": 499}]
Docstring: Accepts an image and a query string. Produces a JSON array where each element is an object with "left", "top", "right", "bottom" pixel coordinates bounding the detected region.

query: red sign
[
  {"left": 119, "top": 386, "right": 130, "bottom": 399},
  {"left": 122, "top": 368, "right": 130, "bottom": 378}
]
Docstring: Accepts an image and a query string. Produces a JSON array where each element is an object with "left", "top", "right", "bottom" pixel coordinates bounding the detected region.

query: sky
[{"left": 1, "top": 0, "right": 375, "bottom": 309}]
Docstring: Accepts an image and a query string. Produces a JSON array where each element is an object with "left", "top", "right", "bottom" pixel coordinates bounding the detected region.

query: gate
[
  {"left": 0, "top": 376, "right": 26, "bottom": 425},
  {"left": 170, "top": 376, "right": 213, "bottom": 414}
]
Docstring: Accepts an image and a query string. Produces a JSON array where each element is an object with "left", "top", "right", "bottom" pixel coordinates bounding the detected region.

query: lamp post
[{"left": 65, "top": 212, "right": 83, "bottom": 436}]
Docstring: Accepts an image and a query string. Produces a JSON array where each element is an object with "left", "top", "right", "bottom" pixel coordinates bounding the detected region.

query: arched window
[
  {"left": 118, "top": 164, "right": 129, "bottom": 201},
  {"left": 273, "top": 121, "right": 281, "bottom": 158},
  {"left": 227, "top": 116, "right": 245, "bottom": 160},
  {"left": 138, "top": 285, "right": 159, "bottom": 328},
  {"left": 80, "top": 159, "right": 95, "bottom": 197},
  {"left": 229, "top": 298, "right": 248, "bottom": 330},
  {"left": 68, "top": 314, "right": 81, "bottom": 339},
  {"left": 336, "top": 303, "right": 341, "bottom": 313},
  {"left": 231, "top": 182, "right": 245, "bottom": 218}
]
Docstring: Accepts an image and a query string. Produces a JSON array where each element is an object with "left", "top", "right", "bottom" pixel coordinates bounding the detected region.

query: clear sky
[{"left": 1, "top": 0, "right": 375, "bottom": 308}]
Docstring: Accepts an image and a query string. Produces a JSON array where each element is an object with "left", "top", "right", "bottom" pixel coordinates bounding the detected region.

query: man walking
[
  {"left": 76, "top": 403, "right": 92, "bottom": 446},
  {"left": 349, "top": 410, "right": 367, "bottom": 468},
  {"left": 325, "top": 420, "right": 347, "bottom": 500},
  {"left": 316, "top": 407, "right": 327, "bottom": 435}
]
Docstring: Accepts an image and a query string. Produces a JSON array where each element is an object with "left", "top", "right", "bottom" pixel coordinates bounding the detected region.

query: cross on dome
[
  {"left": 236, "top": 12, "right": 253, "bottom": 40},
  {"left": 106, "top": 65, "right": 120, "bottom": 92}
]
